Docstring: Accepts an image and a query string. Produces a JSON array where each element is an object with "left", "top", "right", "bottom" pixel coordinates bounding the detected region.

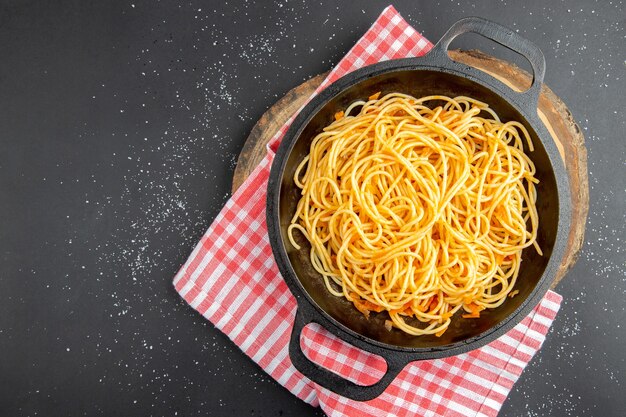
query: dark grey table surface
[{"left": 1, "top": 1, "right": 624, "bottom": 416}]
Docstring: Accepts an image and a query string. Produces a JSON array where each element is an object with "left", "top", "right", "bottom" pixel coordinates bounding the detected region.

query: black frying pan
[{"left": 266, "top": 17, "right": 571, "bottom": 401}]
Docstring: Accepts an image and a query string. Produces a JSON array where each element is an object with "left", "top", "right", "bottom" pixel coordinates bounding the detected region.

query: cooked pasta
[{"left": 288, "top": 92, "right": 540, "bottom": 336}]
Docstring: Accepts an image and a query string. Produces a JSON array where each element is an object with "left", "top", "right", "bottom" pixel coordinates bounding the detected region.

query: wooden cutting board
[{"left": 231, "top": 50, "right": 588, "bottom": 288}]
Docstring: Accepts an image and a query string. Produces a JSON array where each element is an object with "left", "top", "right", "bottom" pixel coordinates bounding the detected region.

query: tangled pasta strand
[{"left": 288, "top": 93, "right": 540, "bottom": 336}]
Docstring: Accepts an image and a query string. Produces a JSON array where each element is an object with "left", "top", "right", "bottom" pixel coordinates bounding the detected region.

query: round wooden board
[{"left": 232, "top": 50, "right": 589, "bottom": 289}]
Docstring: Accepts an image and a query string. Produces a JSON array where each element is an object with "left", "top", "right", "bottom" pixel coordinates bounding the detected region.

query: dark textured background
[{"left": 1, "top": 1, "right": 624, "bottom": 416}]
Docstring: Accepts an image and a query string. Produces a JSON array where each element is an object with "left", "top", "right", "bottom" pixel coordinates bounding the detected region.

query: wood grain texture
[{"left": 231, "top": 50, "right": 589, "bottom": 288}]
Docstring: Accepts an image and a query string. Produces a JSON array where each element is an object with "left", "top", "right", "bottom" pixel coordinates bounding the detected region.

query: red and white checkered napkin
[{"left": 174, "top": 6, "right": 563, "bottom": 416}]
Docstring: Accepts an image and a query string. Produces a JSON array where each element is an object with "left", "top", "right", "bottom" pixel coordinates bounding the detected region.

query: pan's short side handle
[
  {"left": 289, "top": 308, "right": 407, "bottom": 401},
  {"left": 430, "top": 17, "right": 546, "bottom": 106}
]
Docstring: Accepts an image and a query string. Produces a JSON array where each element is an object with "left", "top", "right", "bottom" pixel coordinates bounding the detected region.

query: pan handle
[
  {"left": 430, "top": 17, "right": 545, "bottom": 107},
  {"left": 289, "top": 307, "right": 409, "bottom": 401}
]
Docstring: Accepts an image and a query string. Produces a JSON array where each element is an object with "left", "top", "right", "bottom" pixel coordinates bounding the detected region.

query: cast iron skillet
[{"left": 266, "top": 17, "right": 571, "bottom": 401}]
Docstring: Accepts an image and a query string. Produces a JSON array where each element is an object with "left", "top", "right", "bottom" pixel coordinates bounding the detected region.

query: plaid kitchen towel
[{"left": 174, "top": 6, "right": 563, "bottom": 416}]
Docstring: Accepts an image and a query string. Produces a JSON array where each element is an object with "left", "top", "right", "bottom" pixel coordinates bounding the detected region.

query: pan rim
[{"left": 266, "top": 58, "right": 571, "bottom": 356}]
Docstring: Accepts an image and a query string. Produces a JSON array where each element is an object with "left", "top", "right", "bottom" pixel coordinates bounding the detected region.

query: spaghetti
[{"left": 288, "top": 93, "right": 541, "bottom": 336}]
